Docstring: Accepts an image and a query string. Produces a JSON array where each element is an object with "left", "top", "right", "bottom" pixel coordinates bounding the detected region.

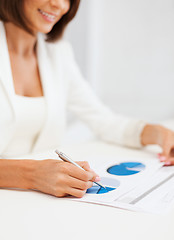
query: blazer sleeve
[{"left": 64, "top": 42, "right": 146, "bottom": 148}]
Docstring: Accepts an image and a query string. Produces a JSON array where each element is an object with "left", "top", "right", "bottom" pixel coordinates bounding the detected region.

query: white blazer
[{"left": 0, "top": 21, "right": 146, "bottom": 156}]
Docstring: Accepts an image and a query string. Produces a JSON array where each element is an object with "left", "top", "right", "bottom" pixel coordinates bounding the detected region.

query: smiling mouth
[{"left": 38, "top": 9, "right": 57, "bottom": 21}]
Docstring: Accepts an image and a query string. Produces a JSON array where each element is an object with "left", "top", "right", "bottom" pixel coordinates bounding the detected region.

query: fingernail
[
  {"left": 157, "top": 153, "right": 161, "bottom": 157},
  {"left": 95, "top": 176, "right": 101, "bottom": 182},
  {"left": 164, "top": 161, "right": 171, "bottom": 166},
  {"left": 160, "top": 159, "right": 166, "bottom": 162},
  {"left": 159, "top": 156, "right": 166, "bottom": 161}
]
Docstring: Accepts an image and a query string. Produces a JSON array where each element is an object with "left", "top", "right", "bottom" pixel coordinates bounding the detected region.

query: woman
[{"left": 0, "top": 0, "right": 173, "bottom": 198}]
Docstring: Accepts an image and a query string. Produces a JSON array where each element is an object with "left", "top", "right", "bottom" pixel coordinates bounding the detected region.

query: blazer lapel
[
  {"left": 0, "top": 22, "right": 18, "bottom": 153},
  {"left": 0, "top": 21, "right": 16, "bottom": 112}
]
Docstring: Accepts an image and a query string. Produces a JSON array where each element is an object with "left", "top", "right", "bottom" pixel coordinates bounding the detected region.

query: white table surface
[{"left": 1, "top": 139, "right": 174, "bottom": 240}]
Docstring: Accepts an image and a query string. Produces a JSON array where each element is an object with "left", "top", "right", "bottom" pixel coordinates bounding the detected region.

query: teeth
[{"left": 39, "top": 9, "right": 55, "bottom": 20}]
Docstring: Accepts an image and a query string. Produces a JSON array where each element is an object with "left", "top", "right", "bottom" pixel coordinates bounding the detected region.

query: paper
[{"left": 71, "top": 155, "right": 174, "bottom": 214}]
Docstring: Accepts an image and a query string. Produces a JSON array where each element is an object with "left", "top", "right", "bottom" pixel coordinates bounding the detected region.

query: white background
[{"left": 65, "top": 0, "right": 174, "bottom": 123}]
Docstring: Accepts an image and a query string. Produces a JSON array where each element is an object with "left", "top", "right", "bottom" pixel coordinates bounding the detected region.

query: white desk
[{"left": 1, "top": 140, "right": 174, "bottom": 240}]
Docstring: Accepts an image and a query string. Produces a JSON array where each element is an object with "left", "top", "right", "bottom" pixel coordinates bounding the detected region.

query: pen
[{"left": 55, "top": 150, "right": 106, "bottom": 189}]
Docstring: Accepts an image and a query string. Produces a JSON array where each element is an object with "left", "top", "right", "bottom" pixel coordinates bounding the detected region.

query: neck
[{"left": 4, "top": 22, "right": 37, "bottom": 57}]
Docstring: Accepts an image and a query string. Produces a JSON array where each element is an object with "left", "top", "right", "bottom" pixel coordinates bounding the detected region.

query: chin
[
  {"left": 36, "top": 24, "right": 55, "bottom": 34},
  {"left": 40, "top": 28, "right": 53, "bottom": 34}
]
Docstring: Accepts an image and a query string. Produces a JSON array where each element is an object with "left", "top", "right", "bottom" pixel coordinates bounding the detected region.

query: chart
[
  {"left": 86, "top": 177, "right": 120, "bottom": 194},
  {"left": 107, "top": 162, "right": 146, "bottom": 176}
]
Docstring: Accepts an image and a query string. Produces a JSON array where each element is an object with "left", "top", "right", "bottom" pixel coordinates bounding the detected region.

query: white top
[
  {"left": 0, "top": 21, "right": 146, "bottom": 157},
  {"left": 3, "top": 95, "right": 46, "bottom": 157}
]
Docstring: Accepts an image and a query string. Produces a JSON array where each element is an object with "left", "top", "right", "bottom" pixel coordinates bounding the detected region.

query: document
[{"left": 71, "top": 155, "right": 174, "bottom": 214}]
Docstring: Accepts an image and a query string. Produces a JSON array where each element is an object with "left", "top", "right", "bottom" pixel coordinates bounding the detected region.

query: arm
[
  {"left": 64, "top": 43, "right": 146, "bottom": 148},
  {"left": 0, "top": 159, "right": 34, "bottom": 189},
  {"left": 0, "top": 159, "right": 98, "bottom": 198},
  {"left": 64, "top": 42, "right": 174, "bottom": 162}
]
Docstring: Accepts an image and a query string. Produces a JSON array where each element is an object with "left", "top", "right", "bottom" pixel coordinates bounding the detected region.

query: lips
[{"left": 38, "top": 8, "right": 58, "bottom": 21}]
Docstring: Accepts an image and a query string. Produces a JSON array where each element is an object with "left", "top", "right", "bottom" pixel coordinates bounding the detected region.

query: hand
[
  {"left": 141, "top": 124, "right": 174, "bottom": 166},
  {"left": 156, "top": 128, "right": 174, "bottom": 166},
  {"left": 32, "top": 159, "right": 99, "bottom": 198}
]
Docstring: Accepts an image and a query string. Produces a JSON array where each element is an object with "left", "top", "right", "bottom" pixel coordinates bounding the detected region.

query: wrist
[
  {"left": 20, "top": 160, "right": 38, "bottom": 189},
  {"left": 141, "top": 124, "right": 165, "bottom": 146}
]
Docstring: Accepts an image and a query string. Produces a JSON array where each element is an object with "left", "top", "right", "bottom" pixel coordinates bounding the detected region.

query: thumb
[{"left": 161, "top": 144, "right": 171, "bottom": 158}]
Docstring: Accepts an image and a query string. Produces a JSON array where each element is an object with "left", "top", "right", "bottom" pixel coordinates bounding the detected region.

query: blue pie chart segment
[
  {"left": 107, "top": 162, "right": 145, "bottom": 176},
  {"left": 86, "top": 186, "right": 115, "bottom": 194},
  {"left": 86, "top": 177, "right": 120, "bottom": 194}
]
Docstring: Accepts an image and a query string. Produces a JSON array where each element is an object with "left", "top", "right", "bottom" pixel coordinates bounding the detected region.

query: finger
[
  {"left": 161, "top": 149, "right": 170, "bottom": 158},
  {"left": 54, "top": 192, "right": 68, "bottom": 198},
  {"left": 66, "top": 175, "right": 93, "bottom": 190},
  {"left": 65, "top": 163, "right": 95, "bottom": 182},
  {"left": 76, "top": 161, "right": 100, "bottom": 181},
  {"left": 164, "top": 161, "right": 172, "bottom": 166},
  {"left": 76, "top": 161, "right": 91, "bottom": 171},
  {"left": 66, "top": 187, "right": 86, "bottom": 198},
  {"left": 161, "top": 144, "right": 174, "bottom": 159},
  {"left": 163, "top": 157, "right": 174, "bottom": 166},
  {"left": 89, "top": 170, "right": 100, "bottom": 182},
  {"left": 159, "top": 155, "right": 167, "bottom": 162},
  {"left": 158, "top": 146, "right": 171, "bottom": 162},
  {"left": 157, "top": 153, "right": 165, "bottom": 162}
]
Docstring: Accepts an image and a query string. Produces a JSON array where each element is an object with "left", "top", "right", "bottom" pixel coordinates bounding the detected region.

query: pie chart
[
  {"left": 86, "top": 177, "right": 120, "bottom": 194},
  {"left": 107, "top": 162, "right": 145, "bottom": 176}
]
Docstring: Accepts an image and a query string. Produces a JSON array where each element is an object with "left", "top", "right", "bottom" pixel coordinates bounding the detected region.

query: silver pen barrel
[{"left": 55, "top": 150, "right": 106, "bottom": 189}]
